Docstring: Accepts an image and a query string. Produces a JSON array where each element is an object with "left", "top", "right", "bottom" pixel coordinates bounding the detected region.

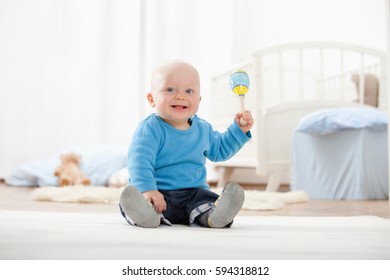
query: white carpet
[
  {"left": 29, "top": 186, "right": 309, "bottom": 211},
  {"left": 1, "top": 210, "right": 389, "bottom": 260}
]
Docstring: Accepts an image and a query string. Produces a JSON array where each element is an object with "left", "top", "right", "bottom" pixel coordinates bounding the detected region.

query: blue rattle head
[{"left": 230, "top": 70, "right": 249, "bottom": 96}]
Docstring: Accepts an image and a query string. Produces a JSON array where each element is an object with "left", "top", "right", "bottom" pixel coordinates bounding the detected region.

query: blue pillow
[
  {"left": 296, "top": 107, "right": 388, "bottom": 135},
  {"left": 5, "top": 145, "right": 128, "bottom": 186}
]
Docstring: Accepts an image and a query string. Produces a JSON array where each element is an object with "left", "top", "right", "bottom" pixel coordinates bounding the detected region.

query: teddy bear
[
  {"left": 54, "top": 153, "right": 91, "bottom": 186},
  {"left": 351, "top": 73, "right": 379, "bottom": 107}
]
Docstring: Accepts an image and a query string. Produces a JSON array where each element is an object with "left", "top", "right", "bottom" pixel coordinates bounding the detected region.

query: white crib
[{"left": 210, "top": 42, "right": 387, "bottom": 191}]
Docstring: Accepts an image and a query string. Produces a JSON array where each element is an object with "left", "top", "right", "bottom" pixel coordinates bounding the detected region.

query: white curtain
[
  {"left": 0, "top": 0, "right": 142, "bottom": 177},
  {"left": 0, "top": 0, "right": 386, "bottom": 178}
]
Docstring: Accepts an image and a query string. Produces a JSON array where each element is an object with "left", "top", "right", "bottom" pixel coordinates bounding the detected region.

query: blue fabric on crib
[
  {"left": 291, "top": 128, "right": 388, "bottom": 200},
  {"left": 296, "top": 107, "right": 387, "bottom": 135}
]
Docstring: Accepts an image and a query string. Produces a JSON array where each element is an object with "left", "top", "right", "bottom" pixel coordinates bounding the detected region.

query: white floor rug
[
  {"left": 1, "top": 210, "right": 389, "bottom": 260},
  {"left": 29, "top": 186, "right": 308, "bottom": 211}
]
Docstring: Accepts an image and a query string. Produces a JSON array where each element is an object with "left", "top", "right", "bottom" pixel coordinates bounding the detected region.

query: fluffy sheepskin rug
[
  {"left": 213, "top": 188, "right": 309, "bottom": 210},
  {"left": 30, "top": 186, "right": 123, "bottom": 204},
  {"left": 30, "top": 186, "right": 308, "bottom": 210}
]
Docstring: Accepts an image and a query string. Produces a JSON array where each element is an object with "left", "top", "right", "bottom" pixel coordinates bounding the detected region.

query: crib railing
[{"left": 252, "top": 41, "right": 387, "bottom": 110}]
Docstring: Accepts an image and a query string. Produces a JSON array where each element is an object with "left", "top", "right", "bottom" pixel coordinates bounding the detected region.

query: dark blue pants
[{"left": 159, "top": 187, "right": 219, "bottom": 225}]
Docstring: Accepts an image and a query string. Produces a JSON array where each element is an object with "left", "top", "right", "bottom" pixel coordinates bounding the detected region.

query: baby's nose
[{"left": 175, "top": 91, "right": 185, "bottom": 99}]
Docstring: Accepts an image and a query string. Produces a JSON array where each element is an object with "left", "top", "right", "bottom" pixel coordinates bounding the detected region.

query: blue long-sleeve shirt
[{"left": 127, "top": 113, "right": 251, "bottom": 192}]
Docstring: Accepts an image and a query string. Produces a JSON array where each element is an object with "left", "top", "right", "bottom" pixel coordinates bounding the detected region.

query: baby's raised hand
[{"left": 235, "top": 110, "right": 254, "bottom": 133}]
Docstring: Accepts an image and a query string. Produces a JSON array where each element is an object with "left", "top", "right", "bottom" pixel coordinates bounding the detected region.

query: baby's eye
[
  {"left": 167, "top": 87, "right": 175, "bottom": 93},
  {"left": 186, "top": 89, "right": 194, "bottom": 94}
]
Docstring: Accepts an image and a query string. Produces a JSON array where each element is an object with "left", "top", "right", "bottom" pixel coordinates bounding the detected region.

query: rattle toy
[{"left": 230, "top": 69, "right": 249, "bottom": 126}]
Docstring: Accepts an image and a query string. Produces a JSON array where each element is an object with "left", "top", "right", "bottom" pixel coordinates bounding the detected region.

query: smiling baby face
[{"left": 147, "top": 60, "right": 201, "bottom": 130}]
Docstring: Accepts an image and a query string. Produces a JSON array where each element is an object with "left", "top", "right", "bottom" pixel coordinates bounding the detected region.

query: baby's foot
[
  {"left": 119, "top": 186, "right": 160, "bottom": 228},
  {"left": 208, "top": 182, "right": 245, "bottom": 228}
]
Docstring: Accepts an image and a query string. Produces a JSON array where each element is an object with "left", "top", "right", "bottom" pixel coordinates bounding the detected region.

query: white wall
[{"left": 231, "top": 0, "right": 386, "bottom": 63}]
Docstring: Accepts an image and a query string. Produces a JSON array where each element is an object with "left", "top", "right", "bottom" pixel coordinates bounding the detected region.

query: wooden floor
[{"left": 1, "top": 183, "right": 389, "bottom": 218}]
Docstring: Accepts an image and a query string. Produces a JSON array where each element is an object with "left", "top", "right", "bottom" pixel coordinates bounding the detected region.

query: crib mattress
[{"left": 290, "top": 129, "right": 388, "bottom": 200}]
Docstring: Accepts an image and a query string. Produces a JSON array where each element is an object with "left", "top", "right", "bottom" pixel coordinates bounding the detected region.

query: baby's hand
[
  {"left": 235, "top": 110, "right": 254, "bottom": 134},
  {"left": 143, "top": 190, "right": 167, "bottom": 213}
]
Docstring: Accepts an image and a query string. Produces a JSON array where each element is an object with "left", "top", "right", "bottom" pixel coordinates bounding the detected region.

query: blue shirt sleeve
[
  {"left": 205, "top": 120, "right": 252, "bottom": 162},
  {"left": 127, "top": 118, "right": 160, "bottom": 192}
]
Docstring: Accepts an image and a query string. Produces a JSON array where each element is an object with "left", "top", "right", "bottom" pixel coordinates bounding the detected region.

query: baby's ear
[{"left": 146, "top": 92, "right": 155, "bottom": 107}]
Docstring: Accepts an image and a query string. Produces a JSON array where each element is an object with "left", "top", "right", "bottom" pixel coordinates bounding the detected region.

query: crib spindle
[
  {"left": 319, "top": 47, "right": 324, "bottom": 98},
  {"left": 299, "top": 48, "right": 304, "bottom": 100},
  {"left": 278, "top": 51, "right": 284, "bottom": 104},
  {"left": 358, "top": 53, "right": 365, "bottom": 105},
  {"left": 340, "top": 49, "right": 345, "bottom": 100}
]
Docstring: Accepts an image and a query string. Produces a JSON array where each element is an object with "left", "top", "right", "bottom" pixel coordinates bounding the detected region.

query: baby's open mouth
[{"left": 171, "top": 105, "right": 188, "bottom": 109}]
